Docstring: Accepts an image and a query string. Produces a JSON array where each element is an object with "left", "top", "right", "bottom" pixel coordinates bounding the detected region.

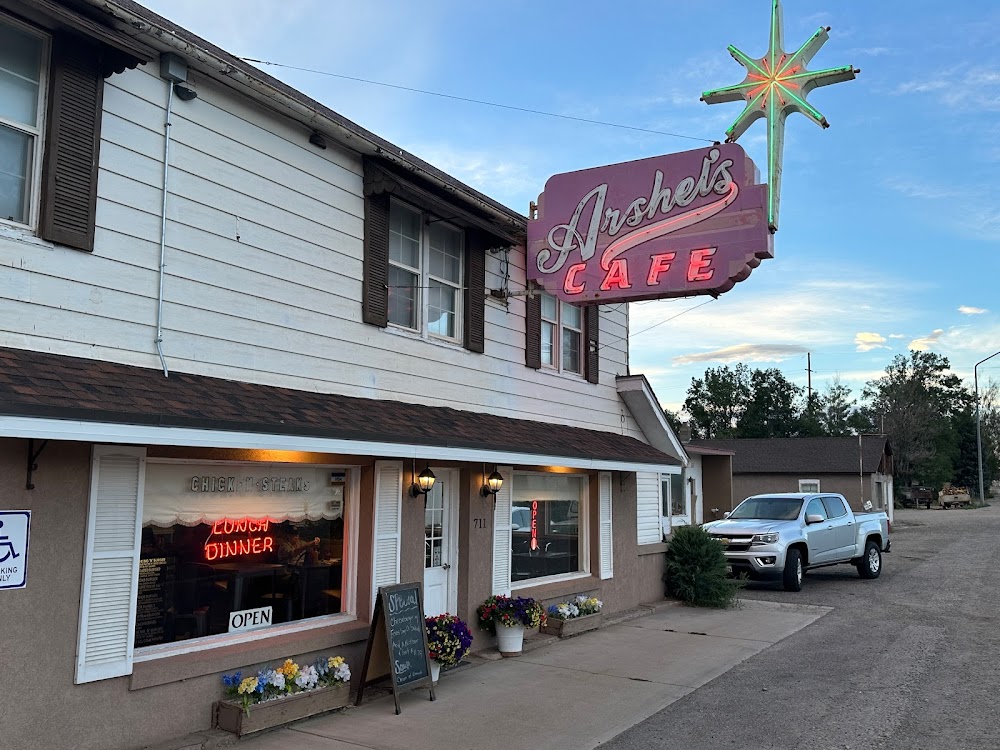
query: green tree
[
  {"left": 819, "top": 376, "right": 857, "bottom": 436},
  {"left": 737, "top": 368, "right": 803, "bottom": 438},
  {"left": 862, "top": 351, "right": 969, "bottom": 489},
  {"left": 797, "top": 391, "right": 826, "bottom": 437},
  {"left": 683, "top": 364, "right": 751, "bottom": 439}
]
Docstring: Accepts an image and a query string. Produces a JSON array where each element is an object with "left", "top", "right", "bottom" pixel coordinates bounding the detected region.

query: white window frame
[
  {"left": 131, "top": 460, "right": 362, "bottom": 663},
  {"left": 387, "top": 197, "right": 464, "bottom": 344},
  {"left": 662, "top": 469, "right": 689, "bottom": 530},
  {"left": 540, "top": 292, "right": 583, "bottom": 376},
  {"left": 509, "top": 471, "right": 591, "bottom": 591},
  {"left": 0, "top": 14, "right": 49, "bottom": 232},
  {"left": 798, "top": 479, "right": 821, "bottom": 493}
]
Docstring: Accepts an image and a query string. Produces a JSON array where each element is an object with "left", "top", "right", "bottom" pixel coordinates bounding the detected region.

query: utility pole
[
  {"left": 806, "top": 353, "right": 813, "bottom": 402},
  {"left": 975, "top": 350, "right": 1000, "bottom": 507}
]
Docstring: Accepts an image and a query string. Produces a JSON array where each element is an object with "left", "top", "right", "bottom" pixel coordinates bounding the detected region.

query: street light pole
[{"left": 975, "top": 350, "right": 1000, "bottom": 507}]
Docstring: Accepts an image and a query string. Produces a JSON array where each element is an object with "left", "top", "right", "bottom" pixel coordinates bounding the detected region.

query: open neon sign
[
  {"left": 204, "top": 517, "right": 274, "bottom": 561},
  {"left": 530, "top": 501, "right": 539, "bottom": 551}
]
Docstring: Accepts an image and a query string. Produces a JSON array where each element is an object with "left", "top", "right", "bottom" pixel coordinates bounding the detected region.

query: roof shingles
[
  {"left": 690, "top": 436, "right": 890, "bottom": 475},
  {"left": 0, "top": 347, "right": 674, "bottom": 466}
]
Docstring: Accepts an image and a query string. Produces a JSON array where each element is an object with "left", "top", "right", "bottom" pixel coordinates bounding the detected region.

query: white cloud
[
  {"left": 855, "top": 332, "right": 889, "bottom": 352},
  {"left": 909, "top": 329, "right": 945, "bottom": 351},
  {"left": 894, "top": 65, "right": 1000, "bottom": 111},
  {"left": 889, "top": 334, "right": 907, "bottom": 339},
  {"left": 671, "top": 343, "right": 809, "bottom": 366},
  {"left": 959, "top": 305, "right": 988, "bottom": 315}
]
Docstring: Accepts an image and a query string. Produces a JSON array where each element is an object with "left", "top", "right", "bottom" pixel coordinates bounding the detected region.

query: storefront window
[
  {"left": 511, "top": 473, "right": 585, "bottom": 583},
  {"left": 135, "top": 463, "right": 349, "bottom": 648}
]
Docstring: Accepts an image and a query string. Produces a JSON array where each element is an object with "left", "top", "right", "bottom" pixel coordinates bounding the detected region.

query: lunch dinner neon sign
[
  {"left": 204, "top": 517, "right": 274, "bottom": 561},
  {"left": 527, "top": 144, "right": 773, "bottom": 304}
]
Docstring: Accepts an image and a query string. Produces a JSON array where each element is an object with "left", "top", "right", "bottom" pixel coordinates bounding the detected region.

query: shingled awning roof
[
  {"left": 690, "top": 436, "right": 891, "bottom": 475},
  {"left": 0, "top": 347, "right": 677, "bottom": 469}
]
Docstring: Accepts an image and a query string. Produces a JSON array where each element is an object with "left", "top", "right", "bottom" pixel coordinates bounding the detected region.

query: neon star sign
[{"left": 701, "top": 0, "right": 859, "bottom": 231}]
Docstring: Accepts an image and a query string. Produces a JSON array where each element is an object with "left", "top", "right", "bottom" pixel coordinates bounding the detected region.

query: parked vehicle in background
[{"left": 701, "top": 493, "right": 890, "bottom": 591}]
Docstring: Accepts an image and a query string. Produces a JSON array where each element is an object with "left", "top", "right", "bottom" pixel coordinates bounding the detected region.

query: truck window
[
  {"left": 821, "top": 496, "right": 847, "bottom": 519},
  {"left": 805, "top": 498, "right": 827, "bottom": 520}
]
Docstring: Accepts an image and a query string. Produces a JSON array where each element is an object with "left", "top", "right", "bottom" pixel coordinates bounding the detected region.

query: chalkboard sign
[{"left": 355, "top": 582, "right": 436, "bottom": 714}]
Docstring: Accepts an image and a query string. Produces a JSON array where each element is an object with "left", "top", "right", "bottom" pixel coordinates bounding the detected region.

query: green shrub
[{"left": 662, "top": 525, "right": 743, "bottom": 608}]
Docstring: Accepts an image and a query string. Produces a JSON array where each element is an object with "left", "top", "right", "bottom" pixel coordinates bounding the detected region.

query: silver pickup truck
[{"left": 702, "top": 493, "right": 890, "bottom": 592}]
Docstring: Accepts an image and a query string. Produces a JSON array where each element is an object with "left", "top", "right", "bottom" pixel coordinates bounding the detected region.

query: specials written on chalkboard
[{"left": 356, "top": 582, "right": 436, "bottom": 714}]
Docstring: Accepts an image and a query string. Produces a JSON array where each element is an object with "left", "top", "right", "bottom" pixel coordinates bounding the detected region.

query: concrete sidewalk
[{"left": 236, "top": 599, "right": 828, "bottom": 750}]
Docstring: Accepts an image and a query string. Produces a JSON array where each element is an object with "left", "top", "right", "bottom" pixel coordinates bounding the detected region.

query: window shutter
[
  {"left": 464, "top": 229, "right": 487, "bottom": 353},
  {"left": 598, "top": 472, "right": 614, "bottom": 580},
  {"left": 491, "top": 466, "right": 514, "bottom": 595},
  {"left": 584, "top": 304, "right": 600, "bottom": 384},
  {"left": 636, "top": 472, "right": 662, "bottom": 545},
  {"left": 362, "top": 191, "right": 390, "bottom": 327},
  {"left": 76, "top": 445, "right": 145, "bottom": 684},
  {"left": 40, "top": 35, "right": 105, "bottom": 252},
  {"left": 371, "top": 461, "right": 402, "bottom": 608},
  {"left": 525, "top": 293, "right": 542, "bottom": 369}
]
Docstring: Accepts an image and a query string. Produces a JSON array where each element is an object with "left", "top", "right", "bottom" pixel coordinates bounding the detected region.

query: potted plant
[
  {"left": 476, "top": 595, "right": 545, "bottom": 656},
  {"left": 541, "top": 595, "right": 604, "bottom": 638},
  {"left": 424, "top": 613, "right": 473, "bottom": 683},
  {"left": 214, "top": 655, "right": 352, "bottom": 736}
]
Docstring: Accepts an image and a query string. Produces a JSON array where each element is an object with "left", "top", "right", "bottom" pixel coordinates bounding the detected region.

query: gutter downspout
[
  {"left": 82, "top": 0, "right": 525, "bottom": 240},
  {"left": 154, "top": 81, "right": 173, "bottom": 377}
]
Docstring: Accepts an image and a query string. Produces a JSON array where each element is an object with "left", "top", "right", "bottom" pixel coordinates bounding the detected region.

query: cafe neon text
[{"left": 204, "top": 517, "right": 274, "bottom": 561}]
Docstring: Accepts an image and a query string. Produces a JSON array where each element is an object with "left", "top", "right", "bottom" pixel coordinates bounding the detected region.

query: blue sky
[{"left": 143, "top": 0, "right": 1000, "bottom": 411}]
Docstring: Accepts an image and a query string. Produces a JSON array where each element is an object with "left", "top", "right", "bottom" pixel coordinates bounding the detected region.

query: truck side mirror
[{"left": 805, "top": 514, "right": 824, "bottom": 525}]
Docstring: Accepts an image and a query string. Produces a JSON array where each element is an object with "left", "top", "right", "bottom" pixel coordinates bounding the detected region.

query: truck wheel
[
  {"left": 782, "top": 548, "right": 803, "bottom": 592},
  {"left": 857, "top": 540, "right": 881, "bottom": 579}
]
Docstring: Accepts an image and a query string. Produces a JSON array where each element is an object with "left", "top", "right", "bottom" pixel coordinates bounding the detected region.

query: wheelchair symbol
[{"left": 0, "top": 520, "right": 20, "bottom": 564}]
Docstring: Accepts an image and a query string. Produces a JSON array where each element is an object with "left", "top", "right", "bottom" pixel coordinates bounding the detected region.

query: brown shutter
[
  {"left": 39, "top": 35, "right": 104, "bottom": 252},
  {"left": 463, "top": 229, "right": 486, "bottom": 353},
  {"left": 584, "top": 304, "right": 600, "bottom": 384},
  {"left": 363, "top": 191, "right": 390, "bottom": 327},
  {"left": 525, "top": 291, "right": 541, "bottom": 369}
]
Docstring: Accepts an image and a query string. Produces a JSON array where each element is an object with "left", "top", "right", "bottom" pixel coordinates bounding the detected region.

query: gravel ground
[{"left": 602, "top": 505, "right": 1000, "bottom": 750}]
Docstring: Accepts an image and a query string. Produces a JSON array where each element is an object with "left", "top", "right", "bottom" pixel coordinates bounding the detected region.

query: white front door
[{"left": 423, "top": 469, "right": 458, "bottom": 617}]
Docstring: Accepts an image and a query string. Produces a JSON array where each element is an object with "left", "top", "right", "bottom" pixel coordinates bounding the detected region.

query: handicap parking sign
[{"left": 0, "top": 511, "right": 30, "bottom": 590}]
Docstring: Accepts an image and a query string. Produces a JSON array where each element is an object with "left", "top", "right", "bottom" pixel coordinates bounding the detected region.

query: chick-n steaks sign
[{"left": 527, "top": 144, "right": 773, "bottom": 303}]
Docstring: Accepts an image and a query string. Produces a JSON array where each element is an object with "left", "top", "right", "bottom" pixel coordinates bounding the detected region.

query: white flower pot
[
  {"left": 495, "top": 622, "right": 525, "bottom": 656},
  {"left": 430, "top": 660, "right": 441, "bottom": 684}
]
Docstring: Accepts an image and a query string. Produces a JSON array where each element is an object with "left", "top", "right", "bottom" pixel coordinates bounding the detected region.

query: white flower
[
  {"left": 295, "top": 665, "right": 319, "bottom": 690},
  {"left": 269, "top": 672, "right": 286, "bottom": 689},
  {"left": 334, "top": 663, "right": 351, "bottom": 682}
]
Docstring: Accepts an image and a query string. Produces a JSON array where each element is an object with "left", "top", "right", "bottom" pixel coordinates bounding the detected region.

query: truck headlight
[{"left": 751, "top": 532, "right": 779, "bottom": 545}]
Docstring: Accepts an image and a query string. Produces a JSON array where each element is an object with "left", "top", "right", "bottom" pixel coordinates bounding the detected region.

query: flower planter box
[
  {"left": 213, "top": 683, "right": 349, "bottom": 737},
  {"left": 541, "top": 612, "right": 603, "bottom": 638}
]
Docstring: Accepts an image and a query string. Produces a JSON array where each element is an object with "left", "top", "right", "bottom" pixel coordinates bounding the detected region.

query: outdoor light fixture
[
  {"left": 410, "top": 466, "right": 436, "bottom": 498},
  {"left": 481, "top": 470, "right": 504, "bottom": 498}
]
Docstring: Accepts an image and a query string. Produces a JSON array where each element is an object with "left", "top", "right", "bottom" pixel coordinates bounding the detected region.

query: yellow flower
[
  {"left": 328, "top": 656, "right": 344, "bottom": 668},
  {"left": 279, "top": 659, "right": 299, "bottom": 679},
  {"left": 238, "top": 676, "right": 258, "bottom": 695}
]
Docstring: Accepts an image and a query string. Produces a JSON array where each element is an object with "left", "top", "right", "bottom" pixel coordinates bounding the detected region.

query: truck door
[
  {"left": 804, "top": 497, "right": 836, "bottom": 564},
  {"left": 820, "top": 496, "right": 855, "bottom": 560}
]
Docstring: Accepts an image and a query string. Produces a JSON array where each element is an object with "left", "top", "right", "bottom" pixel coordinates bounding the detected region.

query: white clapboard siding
[
  {"left": 598, "top": 472, "right": 614, "bottom": 580},
  {"left": 0, "top": 61, "right": 647, "bottom": 441},
  {"left": 636, "top": 472, "right": 663, "bottom": 546},
  {"left": 371, "top": 461, "right": 403, "bottom": 609},
  {"left": 76, "top": 446, "right": 146, "bottom": 684},
  {"left": 491, "top": 467, "right": 514, "bottom": 595}
]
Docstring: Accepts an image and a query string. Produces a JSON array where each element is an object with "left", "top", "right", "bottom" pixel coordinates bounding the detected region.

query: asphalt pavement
[{"left": 602, "top": 505, "right": 1000, "bottom": 750}]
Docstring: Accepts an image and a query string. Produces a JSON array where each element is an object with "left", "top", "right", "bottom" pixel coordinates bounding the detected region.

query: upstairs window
[
  {"left": 0, "top": 19, "right": 47, "bottom": 227},
  {"left": 540, "top": 293, "right": 582, "bottom": 375},
  {"left": 387, "top": 199, "right": 464, "bottom": 342}
]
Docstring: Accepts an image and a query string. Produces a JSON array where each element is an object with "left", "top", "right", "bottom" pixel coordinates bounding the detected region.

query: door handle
[
  {"left": 826, "top": 525, "right": 834, "bottom": 529},
  {"left": 442, "top": 563, "right": 451, "bottom": 570}
]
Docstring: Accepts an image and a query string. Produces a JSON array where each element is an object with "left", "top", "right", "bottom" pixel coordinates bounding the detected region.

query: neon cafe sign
[
  {"left": 527, "top": 1, "right": 857, "bottom": 306},
  {"left": 204, "top": 517, "right": 274, "bottom": 561},
  {"left": 527, "top": 144, "right": 773, "bottom": 304}
]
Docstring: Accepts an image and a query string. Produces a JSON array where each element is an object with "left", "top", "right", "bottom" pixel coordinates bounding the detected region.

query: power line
[
  {"left": 240, "top": 58, "right": 715, "bottom": 143},
  {"left": 629, "top": 298, "right": 717, "bottom": 339}
]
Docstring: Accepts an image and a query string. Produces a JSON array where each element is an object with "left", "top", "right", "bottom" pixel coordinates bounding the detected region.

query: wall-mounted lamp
[
  {"left": 409, "top": 466, "right": 436, "bottom": 498},
  {"left": 481, "top": 470, "right": 504, "bottom": 498}
]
